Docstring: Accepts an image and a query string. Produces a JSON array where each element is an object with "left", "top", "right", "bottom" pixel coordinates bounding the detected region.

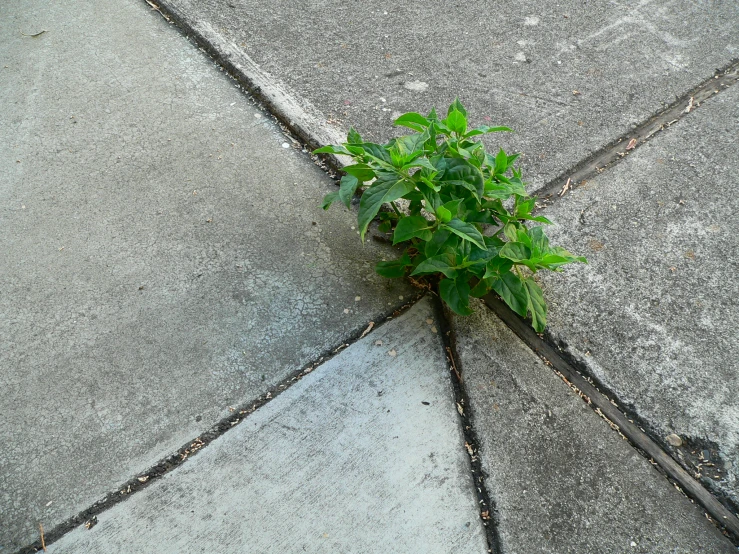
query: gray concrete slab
[
  {"left": 452, "top": 301, "right": 735, "bottom": 553},
  {"left": 159, "top": 0, "right": 738, "bottom": 190},
  {"left": 0, "top": 0, "right": 412, "bottom": 549},
  {"left": 46, "top": 298, "right": 487, "bottom": 553},
  {"left": 539, "top": 84, "right": 739, "bottom": 510}
]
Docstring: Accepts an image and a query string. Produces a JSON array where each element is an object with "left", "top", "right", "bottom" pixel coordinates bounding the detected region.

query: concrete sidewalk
[
  {"left": 1, "top": 0, "right": 412, "bottom": 549},
  {"left": 156, "top": 0, "right": 739, "bottom": 190},
  {"left": 2, "top": 0, "right": 738, "bottom": 552},
  {"left": 47, "top": 299, "right": 489, "bottom": 553}
]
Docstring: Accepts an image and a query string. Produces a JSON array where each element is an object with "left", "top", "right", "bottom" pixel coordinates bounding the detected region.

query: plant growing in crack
[{"left": 316, "top": 99, "right": 586, "bottom": 332}]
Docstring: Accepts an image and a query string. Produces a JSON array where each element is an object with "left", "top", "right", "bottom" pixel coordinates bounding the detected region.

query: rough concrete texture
[
  {"left": 46, "top": 298, "right": 487, "bottom": 553},
  {"left": 452, "top": 300, "right": 735, "bottom": 553},
  {"left": 0, "top": 0, "right": 412, "bottom": 549},
  {"left": 159, "top": 0, "right": 739, "bottom": 189},
  {"left": 539, "top": 84, "right": 739, "bottom": 511}
]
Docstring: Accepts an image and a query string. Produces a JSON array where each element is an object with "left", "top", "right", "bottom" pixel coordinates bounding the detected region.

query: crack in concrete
[
  {"left": 479, "top": 293, "right": 739, "bottom": 546},
  {"left": 432, "top": 294, "right": 503, "bottom": 554},
  {"left": 534, "top": 59, "right": 739, "bottom": 205},
  {"left": 13, "top": 294, "right": 425, "bottom": 554}
]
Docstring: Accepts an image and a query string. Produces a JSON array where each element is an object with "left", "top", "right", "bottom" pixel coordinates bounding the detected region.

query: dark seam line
[
  {"left": 480, "top": 292, "right": 739, "bottom": 545},
  {"left": 432, "top": 293, "right": 503, "bottom": 554},
  {"left": 535, "top": 59, "right": 739, "bottom": 205},
  {"left": 14, "top": 293, "right": 425, "bottom": 554}
]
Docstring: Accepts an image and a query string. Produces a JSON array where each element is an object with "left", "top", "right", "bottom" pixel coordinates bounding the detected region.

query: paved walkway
[{"left": 1, "top": 0, "right": 737, "bottom": 552}]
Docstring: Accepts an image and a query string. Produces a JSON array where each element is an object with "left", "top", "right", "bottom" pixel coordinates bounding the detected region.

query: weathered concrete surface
[
  {"left": 0, "top": 0, "right": 412, "bottom": 549},
  {"left": 539, "top": 85, "right": 739, "bottom": 511},
  {"left": 46, "top": 298, "right": 486, "bottom": 553},
  {"left": 159, "top": 0, "right": 739, "bottom": 189},
  {"left": 452, "top": 301, "right": 735, "bottom": 553}
]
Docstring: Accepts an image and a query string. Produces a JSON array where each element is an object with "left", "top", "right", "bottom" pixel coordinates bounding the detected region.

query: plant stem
[{"left": 390, "top": 201, "right": 402, "bottom": 217}]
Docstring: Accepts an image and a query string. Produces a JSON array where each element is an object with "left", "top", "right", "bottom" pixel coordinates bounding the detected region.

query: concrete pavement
[
  {"left": 47, "top": 299, "right": 488, "bottom": 553},
  {"left": 155, "top": 0, "right": 739, "bottom": 189},
  {"left": 2, "top": 0, "right": 739, "bottom": 552},
  {"left": 0, "top": 0, "right": 411, "bottom": 549},
  {"left": 452, "top": 301, "right": 735, "bottom": 553},
  {"left": 539, "top": 83, "right": 739, "bottom": 510}
]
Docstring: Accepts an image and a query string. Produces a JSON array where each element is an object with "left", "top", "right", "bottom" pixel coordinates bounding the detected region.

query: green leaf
[
  {"left": 394, "top": 112, "right": 430, "bottom": 132},
  {"left": 314, "top": 144, "right": 351, "bottom": 156},
  {"left": 465, "top": 210, "right": 497, "bottom": 225},
  {"left": 375, "top": 252, "right": 412, "bottom": 278},
  {"left": 484, "top": 234, "right": 505, "bottom": 249},
  {"left": 483, "top": 256, "right": 514, "bottom": 280},
  {"left": 494, "top": 148, "right": 509, "bottom": 175},
  {"left": 503, "top": 223, "right": 519, "bottom": 241},
  {"left": 440, "top": 199, "right": 463, "bottom": 219},
  {"left": 445, "top": 109, "right": 467, "bottom": 135},
  {"left": 439, "top": 277, "right": 473, "bottom": 316},
  {"left": 321, "top": 190, "right": 340, "bottom": 210},
  {"left": 539, "top": 248, "right": 587, "bottom": 269},
  {"left": 484, "top": 177, "right": 527, "bottom": 199},
  {"left": 442, "top": 219, "right": 486, "bottom": 250},
  {"left": 447, "top": 98, "right": 468, "bottom": 117},
  {"left": 515, "top": 197, "right": 537, "bottom": 219},
  {"left": 401, "top": 158, "right": 436, "bottom": 172},
  {"left": 343, "top": 163, "right": 375, "bottom": 181},
  {"left": 465, "top": 125, "right": 513, "bottom": 137},
  {"left": 436, "top": 205, "right": 452, "bottom": 223},
  {"left": 525, "top": 215, "right": 552, "bottom": 224},
  {"left": 524, "top": 278, "right": 547, "bottom": 332},
  {"left": 470, "top": 277, "right": 492, "bottom": 298},
  {"left": 468, "top": 241, "right": 499, "bottom": 264},
  {"left": 392, "top": 216, "right": 433, "bottom": 244},
  {"left": 439, "top": 158, "right": 485, "bottom": 199},
  {"left": 491, "top": 271, "right": 528, "bottom": 317},
  {"left": 420, "top": 187, "right": 442, "bottom": 212},
  {"left": 499, "top": 241, "right": 532, "bottom": 262},
  {"left": 424, "top": 229, "right": 456, "bottom": 257},
  {"left": 420, "top": 175, "right": 442, "bottom": 193},
  {"left": 411, "top": 254, "right": 459, "bottom": 279},
  {"left": 358, "top": 142, "right": 392, "bottom": 164},
  {"left": 338, "top": 174, "right": 361, "bottom": 208},
  {"left": 392, "top": 133, "right": 428, "bottom": 166},
  {"left": 528, "top": 226, "right": 549, "bottom": 256},
  {"left": 347, "top": 127, "right": 363, "bottom": 144},
  {"left": 357, "top": 178, "right": 415, "bottom": 240}
]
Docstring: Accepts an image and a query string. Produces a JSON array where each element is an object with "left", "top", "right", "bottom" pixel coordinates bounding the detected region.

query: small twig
[
  {"left": 558, "top": 177, "right": 572, "bottom": 197},
  {"left": 39, "top": 523, "right": 47, "bottom": 551},
  {"left": 446, "top": 346, "right": 462, "bottom": 383},
  {"left": 144, "top": 0, "right": 171, "bottom": 21},
  {"left": 21, "top": 30, "right": 46, "bottom": 37},
  {"left": 359, "top": 321, "right": 374, "bottom": 339}
]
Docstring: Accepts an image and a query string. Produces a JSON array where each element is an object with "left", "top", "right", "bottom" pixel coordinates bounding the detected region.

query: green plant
[{"left": 316, "top": 99, "right": 585, "bottom": 332}]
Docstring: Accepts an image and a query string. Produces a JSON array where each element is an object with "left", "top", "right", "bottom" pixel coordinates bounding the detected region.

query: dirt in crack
[{"left": 432, "top": 293, "right": 503, "bottom": 554}]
